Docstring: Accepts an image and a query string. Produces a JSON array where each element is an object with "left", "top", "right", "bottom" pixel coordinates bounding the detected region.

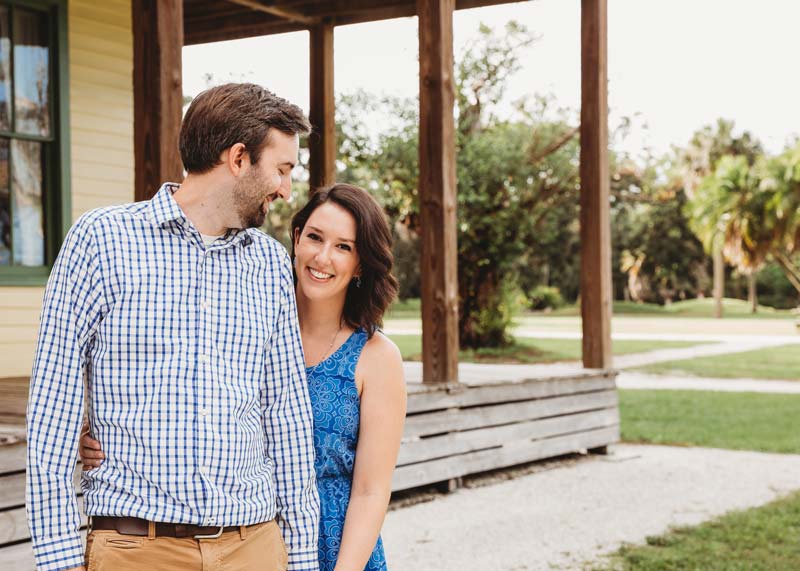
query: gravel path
[{"left": 382, "top": 444, "right": 800, "bottom": 571}]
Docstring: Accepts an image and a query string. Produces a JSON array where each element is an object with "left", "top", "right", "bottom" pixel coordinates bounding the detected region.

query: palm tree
[
  {"left": 679, "top": 120, "right": 763, "bottom": 316},
  {"left": 758, "top": 145, "right": 800, "bottom": 294},
  {"left": 686, "top": 156, "right": 763, "bottom": 314}
]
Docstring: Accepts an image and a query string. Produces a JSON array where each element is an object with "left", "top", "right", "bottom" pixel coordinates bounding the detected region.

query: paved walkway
[
  {"left": 383, "top": 444, "right": 800, "bottom": 571},
  {"left": 617, "top": 371, "right": 800, "bottom": 393},
  {"left": 403, "top": 362, "right": 798, "bottom": 393}
]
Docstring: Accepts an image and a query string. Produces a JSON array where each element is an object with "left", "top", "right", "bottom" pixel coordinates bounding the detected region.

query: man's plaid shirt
[{"left": 26, "top": 183, "right": 319, "bottom": 571}]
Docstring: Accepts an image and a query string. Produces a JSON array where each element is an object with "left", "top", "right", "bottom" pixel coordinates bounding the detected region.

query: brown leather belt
[{"left": 91, "top": 516, "right": 244, "bottom": 539}]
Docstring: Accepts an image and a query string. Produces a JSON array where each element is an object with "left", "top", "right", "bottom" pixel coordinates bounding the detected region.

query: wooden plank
[
  {"left": 0, "top": 498, "right": 86, "bottom": 546},
  {"left": 0, "top": 288, "right": 45, "bottom": 307},
  {"left": 133, "top": 0, "right": 184, "bottom": 202},
  {"left": 0, "top": 378, "right": 29, "bottom": 420},
  {"left": 184, "top": 15, "right": 307, "bottom": 46},
  {"left": 226, "top": 0, "right": 317, "bottom": 25},
  {"left": 407, "top": 373, "right": 616, "bottom": 414},
  {"left": 0, "top": 443, "right": 25, "bottom": 475},
  {"left": 0, "top": 541, "right": 34, "bottom": 571},
  {"left": 404, "top": 390, "right": 618, "bottom": 438},
  {"left": 398, "top": 407, "right": 618, "bottom": 465},
  {"left": 579, "top": 0, "right": 612, "bottom": 369},
  {"left": 417, "top": 0, "right": 459, "bottom": 385},
  {"left": 308, "top": 22, "right": 336, "bottom": 192},
  {"left": 0, "top": 469, "right": 83, "bottom": 511},
  {"left": 0, "top": 528, "right": 87, "bottom": 570},
  {"left": 392, "top": 425, "right": 619, "bottom": 491}
]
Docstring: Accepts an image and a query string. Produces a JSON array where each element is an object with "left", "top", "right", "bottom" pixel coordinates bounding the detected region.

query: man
[{"left": 26, "top": 83, "right": 319, "bottom": 571}]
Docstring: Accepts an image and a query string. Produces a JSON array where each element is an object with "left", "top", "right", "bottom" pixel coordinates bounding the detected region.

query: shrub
[{"left": 528, "top": 285, "right": 565, "bottom": 311}]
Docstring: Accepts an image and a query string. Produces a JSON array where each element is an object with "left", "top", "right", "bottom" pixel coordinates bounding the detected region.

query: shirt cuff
[
  {"left": 287, "top": 548, "right": 319, "bottom": 571},
  {"left": 32, "top": 533, "right": 85, "bottom": 571}
]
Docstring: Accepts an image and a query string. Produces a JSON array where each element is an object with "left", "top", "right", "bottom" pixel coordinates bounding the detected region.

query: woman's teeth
[{"left": 309, "top": 268, "right": 333, "bottom": 279}]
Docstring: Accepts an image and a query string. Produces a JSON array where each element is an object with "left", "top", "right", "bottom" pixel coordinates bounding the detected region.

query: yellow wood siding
[{"left": 0, "top": 0, "right": 133, "bottom": 379}]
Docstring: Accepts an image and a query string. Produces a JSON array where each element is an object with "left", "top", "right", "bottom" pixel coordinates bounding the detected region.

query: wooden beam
[
  {"left": 184, "top": 18, "right": 308, "bottom": 46},
  {"left": 579, "top": 0, "right": 612, "bottom": 369},
  {"left": 417, "top": 0, "right": 459, "bottom": 384},
  {"left": 133, "top": 0, "right": 184, "bottom": 201},
  {"left": 183, "top": 0, "right": 529, "bottom": 44},
  {"left": 308, "top": 22, "right": 336, "bottom": 192},
  {"left": 225, "top": 0, "right": 317, "bottom": 25}
]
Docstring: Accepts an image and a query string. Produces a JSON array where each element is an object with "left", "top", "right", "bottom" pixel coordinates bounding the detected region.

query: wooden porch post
[
  {"left": 417, "top": 0, "right": 459, "bottom": 384},
  {"left": 309, "top": 22, "right": 336, "bottom": 192},
  {"left": 579, "top": 0, "right": 612, "bottom": 369},
  {"left": 133, "top": 0, "right": 184, "bottom": 202}
]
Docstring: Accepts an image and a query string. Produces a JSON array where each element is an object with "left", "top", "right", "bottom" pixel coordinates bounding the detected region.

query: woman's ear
[{"left": 293, "top": 227, "right": 301, "bottom": 247}]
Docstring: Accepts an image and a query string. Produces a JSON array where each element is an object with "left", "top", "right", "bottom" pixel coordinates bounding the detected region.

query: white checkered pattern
[{"left": 26, "top": 184, "right": 319, "bottom": 571}]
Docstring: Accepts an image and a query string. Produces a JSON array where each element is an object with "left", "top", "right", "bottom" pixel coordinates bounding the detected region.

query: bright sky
[{"left": 183, "top": 0, "right": 800, "bottom": 157}]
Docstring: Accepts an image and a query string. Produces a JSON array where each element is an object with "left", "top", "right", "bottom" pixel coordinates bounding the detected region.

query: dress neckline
[{"left": 305, "top": 328, "right": 363, "bottom": 372}]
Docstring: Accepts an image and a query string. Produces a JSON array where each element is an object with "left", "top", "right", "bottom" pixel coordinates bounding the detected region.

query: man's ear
[{"left": 224, "top": 143, "right": 249, "bottom": 176}]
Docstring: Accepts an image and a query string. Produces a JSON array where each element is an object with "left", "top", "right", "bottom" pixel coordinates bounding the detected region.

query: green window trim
[{"left": 0, "top": 0, "right": 69, "bottom": 287}]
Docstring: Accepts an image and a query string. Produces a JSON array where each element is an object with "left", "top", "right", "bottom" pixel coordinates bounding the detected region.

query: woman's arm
[{"left": 334, "top": 333, "right": 406, "bottom": 571}]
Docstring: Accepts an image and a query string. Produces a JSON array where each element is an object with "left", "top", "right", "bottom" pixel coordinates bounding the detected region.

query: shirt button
[
  {"left": 205, "top": 517, "right": 215, "bottom": 525},
  {"left": 200, "top": 465, "right": 210, "bottom": 475},
  {"left": 200, "top": 300, "right": 211, "bottom": 310},
  {"left": 200, "top": 408, "right": 209, "bottom": 417},
  {"left": 199, "top": 354, "right": 210, "bottom": 364}
]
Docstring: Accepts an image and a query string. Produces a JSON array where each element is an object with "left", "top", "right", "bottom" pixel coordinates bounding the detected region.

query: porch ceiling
[{"left": 184, "top": 0, "right": 528, "bottom": 45}]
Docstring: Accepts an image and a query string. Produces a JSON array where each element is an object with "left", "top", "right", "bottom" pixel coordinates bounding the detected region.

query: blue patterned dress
[{"left": 306, "top": 328, "right": 388, "bottom": 571}]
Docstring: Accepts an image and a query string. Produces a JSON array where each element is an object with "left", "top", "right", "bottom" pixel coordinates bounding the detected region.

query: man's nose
[{"left": 276, "top": 177, "right": 291, "bottom": 202}]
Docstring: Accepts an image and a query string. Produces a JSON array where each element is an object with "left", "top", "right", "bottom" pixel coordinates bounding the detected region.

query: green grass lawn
[
  {"left": 590, "top": 490, "right": 800, "bottom": 571},
  {"left": 548, "top": 298, "right": 797, "bottom": 319},
  {"left": 389, "top": 297, "right": 797, "bottom": 320},
  {"left": 389, "top": 335, "right": 701, "bottom": 364},
  {"left": 636, "top": 344, "right": 800, "bottom": 380},
  {"left": 619, "top": 389, "right": 800, "bottom": 454}
]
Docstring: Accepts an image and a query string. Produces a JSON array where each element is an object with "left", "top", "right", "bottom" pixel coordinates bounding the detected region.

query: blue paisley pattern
[{"left": 307, "top": 328, "right": 388, "bottom": 571}]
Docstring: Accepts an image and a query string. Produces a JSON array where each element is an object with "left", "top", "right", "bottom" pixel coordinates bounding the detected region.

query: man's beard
[{"left": 232, "top": 169, "right": 274, "bottom": 229}]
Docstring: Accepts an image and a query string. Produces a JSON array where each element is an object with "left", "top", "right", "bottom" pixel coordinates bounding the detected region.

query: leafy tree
[
  {"left": 756, "top": 144, "right": 800, "bottom": 294},
  {"left": 678, "top": 119, "right": 764, "bottom": 314}
]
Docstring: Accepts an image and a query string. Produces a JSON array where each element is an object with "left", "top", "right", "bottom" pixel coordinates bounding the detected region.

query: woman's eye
[
  {"left": 307, "top": 232, "right": 321, "bottom": 241},
  {"left": 337, "top": 244, "right": 352, "bottom": 251}
]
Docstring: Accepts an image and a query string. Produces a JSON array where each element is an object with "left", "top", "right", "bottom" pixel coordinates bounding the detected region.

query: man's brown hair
[{"left": 180, "top": 83, "right": 311, "bottom": 174}]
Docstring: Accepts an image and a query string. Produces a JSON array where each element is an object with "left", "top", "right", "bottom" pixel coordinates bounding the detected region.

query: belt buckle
[{"left": 194, "top": 525, "right": 224, "bottom": 539}]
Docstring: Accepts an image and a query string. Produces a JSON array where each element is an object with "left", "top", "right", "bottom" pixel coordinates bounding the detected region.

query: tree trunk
[
  {"left": 458, "top": 269, "right": 510, "bottom": 349},
  {"left": 747, "top": 272, "right": 757, "bottom": 314},
  {"left": 772, "top": 250, "right": 800, "bottom": 295},
  {"left": 712, "top": 241, "right": 724, "bottom": 318}
]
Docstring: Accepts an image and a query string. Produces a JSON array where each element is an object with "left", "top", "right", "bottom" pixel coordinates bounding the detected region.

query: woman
[{"left": 80, "top": 183, "right": 407, "bottom": 571}]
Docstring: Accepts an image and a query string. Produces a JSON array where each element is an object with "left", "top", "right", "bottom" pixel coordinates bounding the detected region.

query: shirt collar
[
  {"left": 147, "top": 182, "right": 255, "bottom": 247},
  {"left": 147, "top": 182, "right": 186, "bottom": 227}
]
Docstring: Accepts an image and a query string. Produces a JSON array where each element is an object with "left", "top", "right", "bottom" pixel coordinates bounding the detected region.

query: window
[{"left": 0, "top": 0, "right": 67, "bottom": 285}]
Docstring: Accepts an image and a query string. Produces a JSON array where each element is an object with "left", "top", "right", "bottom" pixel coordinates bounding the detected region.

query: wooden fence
[{"left": 1, "top": 370, "right": 618, "bottom": 568}]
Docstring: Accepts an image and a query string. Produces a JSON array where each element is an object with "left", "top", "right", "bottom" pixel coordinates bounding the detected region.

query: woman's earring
[
  {"left": 293, "top": 256, "right": 297, "bottom": 268},
  {"left": 355, "top": 276, "right": 362, "bottom": 288}
]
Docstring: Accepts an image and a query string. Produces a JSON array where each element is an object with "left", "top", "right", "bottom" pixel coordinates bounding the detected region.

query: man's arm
[
  {"left": 262, "top": 252, "right": 319, "bottom": 571},
  {"left": 26, "top": 216, "right": 106, "bottom": 571}
]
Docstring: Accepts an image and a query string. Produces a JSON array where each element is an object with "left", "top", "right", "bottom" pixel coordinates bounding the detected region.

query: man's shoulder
[
  {"left": 73, "top": 202, "right": 147, "bottom": 230},
  {"left": 246, "top": 228, "right": 290, "bottom": 259}
]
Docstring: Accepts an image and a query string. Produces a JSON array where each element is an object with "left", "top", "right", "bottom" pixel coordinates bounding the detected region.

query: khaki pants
[{"left": 84, "top": 520, "right": 288, "bottom": 571}]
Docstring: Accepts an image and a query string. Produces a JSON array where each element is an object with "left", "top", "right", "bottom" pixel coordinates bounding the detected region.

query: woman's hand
[{"left": 79, "top": 421, "right": 105, "bottom": 470}]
